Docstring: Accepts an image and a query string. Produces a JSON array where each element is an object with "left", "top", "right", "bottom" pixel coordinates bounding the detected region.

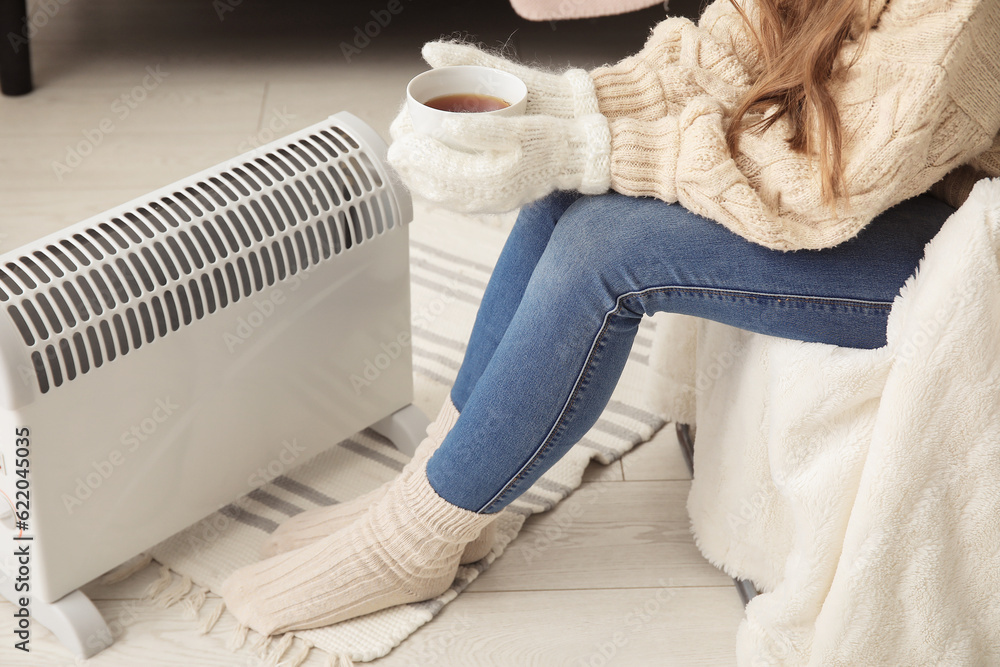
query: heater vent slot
[{"left": 4, "top": 117, "right": 400, "bottom": 395}]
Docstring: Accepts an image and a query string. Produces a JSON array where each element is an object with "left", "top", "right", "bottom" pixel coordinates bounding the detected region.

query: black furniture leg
[
  {"left": 675, "top": 422, "right": 759, "bottom": 607},
  {"left": 675, "top": 423, "right": 695, "bottom": 477},
  {"left": 1, "top": 0, "right": 33, "bottom": 96}
]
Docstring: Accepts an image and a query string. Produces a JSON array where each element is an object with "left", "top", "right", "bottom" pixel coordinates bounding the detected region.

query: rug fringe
[
  {"left": 253, "top": 632, "right": 273, "bottom": 657},
  {"left": 143, "top": 565, "right": 173, "bottom": 601},
  {"left": 119, "top": 562, "right": 352, "bottom": 667},
  {"left": 174, "top": 589, "right": 350, "bottom": 667},
  {"left": 263, "top": 632, "right": 294, "bottom": 667},
  {"left": 199, "top": 600, "right": 226, "bottom": 635},
  {"left": 156, "top": 574, "right": 193, "bottom": 608},
  {"left": 100, "top": 553, "right": 153, "bottom": 585},
  {"left": 278, "top": 639, "right": 312, "bottom": 667},
  {"left": 229, "top": 622, "right": 251, "bottom": 651},
  {"left": 182, "top": 586, "right": 208, "bottom": 620}
]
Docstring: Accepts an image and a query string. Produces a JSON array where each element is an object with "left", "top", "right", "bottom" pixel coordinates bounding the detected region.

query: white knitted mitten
[
  {"left": 387, "top": 110, "right": 611, "bottom": 214},
  {"left": 421, "top": 41, "right": 600, "bottom": 119}
]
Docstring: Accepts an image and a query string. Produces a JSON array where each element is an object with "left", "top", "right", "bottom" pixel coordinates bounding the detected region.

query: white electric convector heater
[{"left": 0, "top": 112, "right": 428, "bottom": 658}]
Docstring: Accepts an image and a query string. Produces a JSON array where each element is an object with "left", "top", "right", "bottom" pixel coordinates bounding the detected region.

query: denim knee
[
  {"left": 545, "top": 194, "right": 672, "bottom": 283},
  {"left": 517, "top": 190, "right": 584, "bottom": 230}
]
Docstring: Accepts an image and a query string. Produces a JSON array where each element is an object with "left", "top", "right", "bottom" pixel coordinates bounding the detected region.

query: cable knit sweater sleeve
[
  {"left": 590, "top": 0, "right": 1000, "bottom": 251},
  {"left": 591, "top": 0, "right": 759, "bottom": 122}
]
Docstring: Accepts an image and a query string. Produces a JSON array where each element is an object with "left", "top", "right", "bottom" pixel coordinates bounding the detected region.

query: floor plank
[
  {"left": 262, "top": 72, "right": 424, "bottom": 142},
  {"left": 581, "top": 458, "right": 624, "bottom": 483},
  {"left": 621, "top": 423, "right": 694, "bottom": 482},
  {"left": 468, "top": 480, "right": 733, "bottom": 593},
  {"left": 0, "top": 80, "right": 264, "bottom": 138},
  {"left": 372, "top": 587, "right": 742, "bottom": 667},
  {"left": 2, "top": 584, "right": 743, "bottom": 667}
]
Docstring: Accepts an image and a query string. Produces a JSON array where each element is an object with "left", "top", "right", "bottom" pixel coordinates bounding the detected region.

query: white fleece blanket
[{"left": 643, "top": 178, "right": 1000, "bottom": 666}]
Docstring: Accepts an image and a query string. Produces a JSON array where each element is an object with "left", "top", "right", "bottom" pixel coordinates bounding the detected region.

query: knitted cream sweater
[{"left": 590, "top": 0, "right": 1000, "bottom": 250}]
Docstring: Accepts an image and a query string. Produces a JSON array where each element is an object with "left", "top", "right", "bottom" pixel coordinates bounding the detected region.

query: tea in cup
[{"left": 406, "top": 65, "right": 527, "bottom": 145}]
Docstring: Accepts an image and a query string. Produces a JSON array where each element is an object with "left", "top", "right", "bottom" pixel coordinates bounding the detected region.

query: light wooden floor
[
  {"left": 0, "top": 430, "right": 745, "bottom": 666},
  {"left": 0, "top": 1, "right": 745, "bottom": 664}
]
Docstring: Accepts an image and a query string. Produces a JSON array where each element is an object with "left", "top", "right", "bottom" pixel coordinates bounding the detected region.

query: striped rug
[{"left": 110, "top": 203, "right": 669, "bottom": 665}]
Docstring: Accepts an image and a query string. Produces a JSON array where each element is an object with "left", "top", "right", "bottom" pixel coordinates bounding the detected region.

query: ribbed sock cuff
[
  {"left": 401, "top": 462, "right": 495, "bottom": 541},
  {"left": 411, "top": 396, "right": 462, "bottom": 467}
]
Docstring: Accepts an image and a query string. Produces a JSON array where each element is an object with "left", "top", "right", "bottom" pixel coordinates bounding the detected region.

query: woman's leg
[
  {"left": 257, "top": 190, "right": 583, "bottom": 559},
  {"left": 220, "top": 194, "right": 591, "bottom": 634},
  {"left": 450, "top": 190, "right": 584, "bottom": 411},
  {"left": 222, "top": 191, "right": 953, "bottom": 634},
  {"left": 427, "top": 192, "right": 955, "bottom": 514}
]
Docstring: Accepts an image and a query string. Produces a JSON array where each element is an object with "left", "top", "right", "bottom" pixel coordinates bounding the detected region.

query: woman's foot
[
  {"left": 260, "top": 397, "right": 498, "bottom": 564},
  {"left": 220, "top": 460, "right": 498, "bottom": 636}
]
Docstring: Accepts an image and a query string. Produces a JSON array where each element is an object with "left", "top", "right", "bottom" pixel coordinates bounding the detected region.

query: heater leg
[
  {"left": 370, "top": 403, "right": 429, "bottom": 457},
  {"left": 0, "top": 564, "right": 112, "bottom": 658}
]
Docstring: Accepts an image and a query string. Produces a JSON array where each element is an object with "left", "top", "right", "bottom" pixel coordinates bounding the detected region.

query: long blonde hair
[{"left": 724, "top": 0, "right": 873, "bottom": 207}]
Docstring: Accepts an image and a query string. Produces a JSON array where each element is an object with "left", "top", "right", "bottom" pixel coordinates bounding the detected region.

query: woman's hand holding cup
[
  {"left": 420, "top": 41, "right": 602, "bottom": 119},
  {"left": 387, "top": 43, "right": 611, "bottom": 214}
]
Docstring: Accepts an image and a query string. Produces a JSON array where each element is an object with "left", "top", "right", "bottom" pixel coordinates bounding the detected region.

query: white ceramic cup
[{"left": 406, "top": 66, "right": 528, "bottom": 147}]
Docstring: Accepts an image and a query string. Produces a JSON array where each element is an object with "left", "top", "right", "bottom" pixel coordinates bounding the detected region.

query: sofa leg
[
  {"left": 734, "top": 578, "right": 759, "bottom": 606},
  {"left": 675, "top": 423, "right": 695, "bottom": 477},
  {"left": 1, "top": 0, "right": 33, "bottom": 96}
]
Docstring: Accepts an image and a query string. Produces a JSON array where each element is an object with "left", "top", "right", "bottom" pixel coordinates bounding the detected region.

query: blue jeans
[{"left": 425, "top": 191, "right": 955, "bottom": 514}]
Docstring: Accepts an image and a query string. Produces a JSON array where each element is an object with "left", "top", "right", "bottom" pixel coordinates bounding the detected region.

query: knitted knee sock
[
  {"left": 220, "top": 460, "right": 498, "bottom": 636},
  {"left": 260, "top": 397, "right": 497, "bottom": 564}
]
